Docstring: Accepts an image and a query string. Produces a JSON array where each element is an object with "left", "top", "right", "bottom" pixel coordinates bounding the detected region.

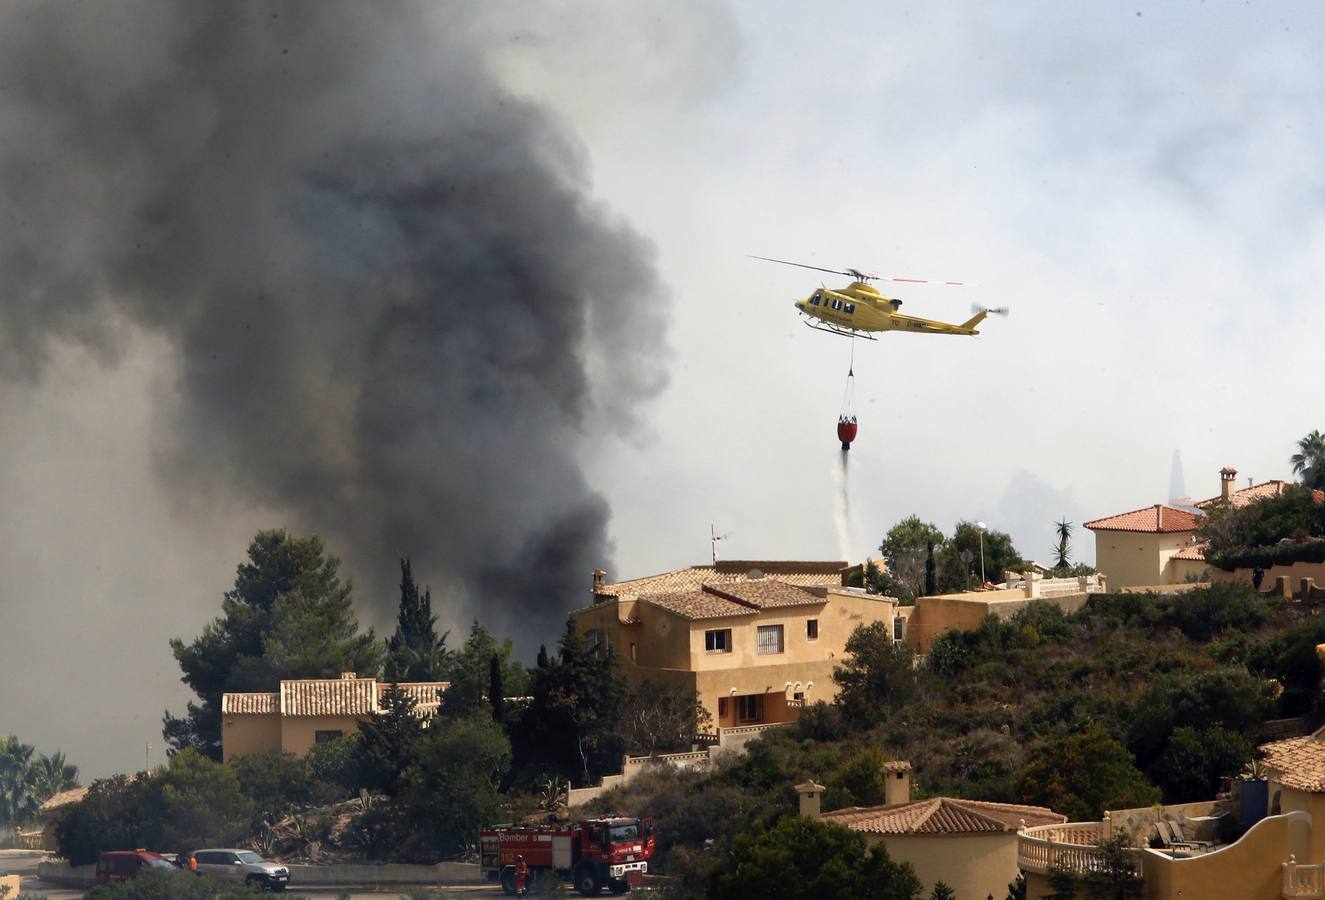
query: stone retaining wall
[
  {"left": 287, "top": 861, "right": 480, "bottom": 884},
  {"left": 37, "top": 858, "right": 482, "bottom": 888}
]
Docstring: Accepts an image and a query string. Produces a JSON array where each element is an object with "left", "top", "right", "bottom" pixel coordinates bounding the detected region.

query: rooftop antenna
[{"left": 710, "top": 524, "right": 733, "bottom": 564}]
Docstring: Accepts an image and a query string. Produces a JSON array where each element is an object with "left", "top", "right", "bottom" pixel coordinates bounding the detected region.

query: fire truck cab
[{"left": 480, "top": 816, "right": 654, "bottom": 896}]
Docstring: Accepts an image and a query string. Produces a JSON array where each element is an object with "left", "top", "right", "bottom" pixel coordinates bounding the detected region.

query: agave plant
[{"left": 537, "top": 775, "right": 568, "bottom": 813}]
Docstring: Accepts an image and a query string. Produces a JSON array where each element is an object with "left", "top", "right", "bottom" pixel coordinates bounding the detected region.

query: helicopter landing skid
[{"left": 801, "top": 317, "right": 876, "bottom": 340}]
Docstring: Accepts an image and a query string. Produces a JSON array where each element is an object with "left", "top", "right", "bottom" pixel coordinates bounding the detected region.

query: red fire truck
[{"left": 480, "top": 817, "right": 654, "bottom": 896}]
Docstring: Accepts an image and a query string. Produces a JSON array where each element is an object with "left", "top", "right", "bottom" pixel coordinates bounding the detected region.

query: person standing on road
[{"left": 514, "top": 854, "right": 529, "bottom": 895}]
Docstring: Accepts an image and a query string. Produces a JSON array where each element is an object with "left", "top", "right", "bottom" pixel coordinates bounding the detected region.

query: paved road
[{"left": 0, "top": 854, "right": 502, "bottom": 899}]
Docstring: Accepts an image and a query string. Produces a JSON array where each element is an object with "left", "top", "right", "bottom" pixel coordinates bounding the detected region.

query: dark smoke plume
[{"left": 0, "top": 2, "right": 668, "bottom": 642}]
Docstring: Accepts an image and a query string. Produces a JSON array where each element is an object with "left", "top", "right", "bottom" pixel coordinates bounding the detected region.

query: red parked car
[{"left": 94, "top": 849, "right": 175, "bottom": 883}]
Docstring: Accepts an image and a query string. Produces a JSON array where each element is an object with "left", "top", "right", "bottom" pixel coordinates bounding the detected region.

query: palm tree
[
  {"left": 32, "top": 751, "right": 79, "bottom": 803},
  {"left": 1291, "top": 430, "right": 1325, "bottom": 490},
  {"left": 0, "top": 736, "right": 41, "bottom": 829}
]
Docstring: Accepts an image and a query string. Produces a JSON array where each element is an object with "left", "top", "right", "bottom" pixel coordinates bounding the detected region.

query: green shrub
[
  {"left": 139, "top": 749, "right": 252, "bottom": 852},
  {"left": 825, "top": 747, "right": 891, "bottom": 809},
  {"left": 1208, "top": 539, "right": 1325, "bottom": 571},
  {"left": 1018, "top": 725, "right": 1160, "bottom": 821},
  {"left": 83, "top": 869, "right": 273, "bottom": 899},
  {"left": 708, "top": 815, "right": 921, "bottom": 900},
  {"left": 1157, "top": 584, "right": 1274, "bottom": 641},
  {"left": 54, "top": 775, "right": 146, "bottom": 866},
  {"left": 229, "top": 751, "right": 313, "bottom": 817},
  {"left": 1150, "top": 726, "right": 1251, "bottom": 803}
]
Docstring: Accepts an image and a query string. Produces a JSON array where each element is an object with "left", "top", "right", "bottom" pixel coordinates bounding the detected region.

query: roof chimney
[
  {"left": 883, "top": 760, "right": 912, "bottom": 806},
  {"left": 795, "top": 781, "right": 825, "bottom": 819},
  {"left": 592, "top": 568, "right": 606, "bottom": 591},
  {"left": 1220, "top": 466, "right": 1238, "bottom": 502}
]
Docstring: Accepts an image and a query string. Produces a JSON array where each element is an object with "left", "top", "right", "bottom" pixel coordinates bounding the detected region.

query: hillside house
[
  {"left": 572, "top": 560, "right": 899, "bottom": 730},
  {"left": 1084, "top": 466, "right": 1319, "bottom": 590},
  {"left": 801, "top": 760, "right": 1066, "bottom": 899},
  {"left": 221, "top": 673, "right": 446, "bottom": 762}
]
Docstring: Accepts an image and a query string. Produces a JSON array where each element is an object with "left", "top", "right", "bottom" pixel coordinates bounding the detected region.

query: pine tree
[
  {"left": 164, "top": 530, "right": 383, "bottom": 757},
  {"left": 356, "top": 683, "right": 425, "bottom": 796}
]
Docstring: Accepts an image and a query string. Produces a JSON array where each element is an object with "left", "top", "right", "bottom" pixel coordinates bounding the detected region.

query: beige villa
[
  {"left": 1083, "top": 503, "right": 1204, "bottom": 591},
  {"left": 1083, "top": 466, "right": 1322, "bottom": 591},
  {"left": 221, "top": 674, "right": 446, "bottom": 762},
  {"left": 572, "top": 560, "right": 899, "bottom": 729},
  {"left": 801, "top": 760, "right": 1066, "bottom": 899}
]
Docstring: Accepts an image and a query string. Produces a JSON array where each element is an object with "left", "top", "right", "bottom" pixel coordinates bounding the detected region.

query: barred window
[{"left": 757, "top": 624, "right": 784, "bottom": 654}]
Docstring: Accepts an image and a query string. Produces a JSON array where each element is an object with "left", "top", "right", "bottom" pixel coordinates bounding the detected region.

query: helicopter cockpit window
[
  {"left": 844, "top": 303, "right": 856, "bottom": 315},
  {"left": 809, "top": 293, "right": 821, "bottom": 306}
]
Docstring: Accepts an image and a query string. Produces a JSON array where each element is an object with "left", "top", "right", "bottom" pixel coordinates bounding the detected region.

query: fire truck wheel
[
  {"left": 608, "top": 878, "right": 630, "bottom": 895},
  {"left": 499, "top": 865, "right": 518, "bottom": 896},
  {"left": 573, "top": 862, "right": 602, "bottom": 896}
]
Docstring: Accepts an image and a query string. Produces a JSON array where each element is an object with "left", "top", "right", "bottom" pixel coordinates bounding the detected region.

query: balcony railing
[
  {"left": 1017, "top": 821, "right": 1140, "bottom": 878},
  {"left": 1285, "top": 856, "right": 1325, "bottom": 898},
  {"left": 721, "top": 721, "right": 794, "bottom": 738}
]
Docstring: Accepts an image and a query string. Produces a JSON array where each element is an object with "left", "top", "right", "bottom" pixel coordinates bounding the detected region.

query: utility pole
[{"left": 976, "top": 522, "right": 987, "bottom": 586}]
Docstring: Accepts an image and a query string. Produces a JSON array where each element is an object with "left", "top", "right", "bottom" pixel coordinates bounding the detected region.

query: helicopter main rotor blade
[
  {"left": 748, "top": 255, "right": 855, "bottom": 278},
  {"left": 879, "top": 274, "right": 967, "bottom": 286},
  {"left": 752, "top": 255, "right": 968, "bottom": 286}
]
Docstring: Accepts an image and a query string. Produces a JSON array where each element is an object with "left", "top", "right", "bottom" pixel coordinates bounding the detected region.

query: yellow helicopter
[{"left": 752, "top": 255, "right": 1006, "bottom": 340}]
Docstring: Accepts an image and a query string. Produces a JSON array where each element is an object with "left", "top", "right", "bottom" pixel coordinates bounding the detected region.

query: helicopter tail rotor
[{"left": 971, "top": 303, "right": 1009, "bottom": 318}]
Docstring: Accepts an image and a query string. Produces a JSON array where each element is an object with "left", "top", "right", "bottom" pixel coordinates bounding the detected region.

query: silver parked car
[{"left": 190, "top": 848, "right": 289, "bottom": 892}]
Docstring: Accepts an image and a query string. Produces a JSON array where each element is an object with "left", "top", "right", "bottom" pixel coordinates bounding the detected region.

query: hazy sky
[{"left": 3, "top": 1, "right": 1323, "bottom": 778}]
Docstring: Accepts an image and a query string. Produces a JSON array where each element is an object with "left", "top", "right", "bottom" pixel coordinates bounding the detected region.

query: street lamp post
[
  {"left": 976, "top": 521, "right": 987, "bottom": 586},
  {"left": 960, "top": 549, "right": 974, "bottom": 591}
]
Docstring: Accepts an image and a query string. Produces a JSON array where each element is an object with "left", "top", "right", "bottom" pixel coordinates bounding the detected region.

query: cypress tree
[
  {"left": 489, "top": 653, "right": 505, "bottom": 722},
  {"left": 385, "top": 557, "right": 449, "bottom": 682}
]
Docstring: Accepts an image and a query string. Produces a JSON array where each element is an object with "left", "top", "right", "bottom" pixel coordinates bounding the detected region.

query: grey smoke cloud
[{"left": 0, "top": 1, "right": 669, "bottom": 644}]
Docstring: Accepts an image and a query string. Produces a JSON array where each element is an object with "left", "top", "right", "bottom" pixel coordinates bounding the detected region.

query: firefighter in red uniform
[{"left": 514, "top": 854, "right": 529, "bottom": 895}]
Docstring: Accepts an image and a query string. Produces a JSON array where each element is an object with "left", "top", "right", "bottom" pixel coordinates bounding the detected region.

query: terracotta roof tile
[
  {"left": 703, "top": 581, "right": 823, "bottom": 610},
  {"left": 223, "top": 679, "right": 449, "bottom": 719},
  {"left": 222, "top": 692, "right": 278, "bottom": 715},
  {"left": 1261, "top": 730, "right": 1325, "bottom": 792},
  {"left": 1172, "top": 542, "right": 1208, "bottom": 561},
  {"left": 642, "top": 590, "right": 758, "bottom": 621},
  {"left": 598, "top": 561, "right": 847, "bottom": 598},
  {"left": 1195, "top": 481, "right": 1325, "bottom": 510},
  {"left": 1084, "top": 504, "right": 1200, "bottom": 534},
  {"left": 281, "top": 677, "right": 378, "bottom": 716},
  {"left": 379, "top": 682, "right": 448, "bottom": 710},
  {"left": 39, "top": 786, "right": 88, "bottom": 813},
  {"left": 821, "top": 797, "right": 1065, "bottom": 835}
]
